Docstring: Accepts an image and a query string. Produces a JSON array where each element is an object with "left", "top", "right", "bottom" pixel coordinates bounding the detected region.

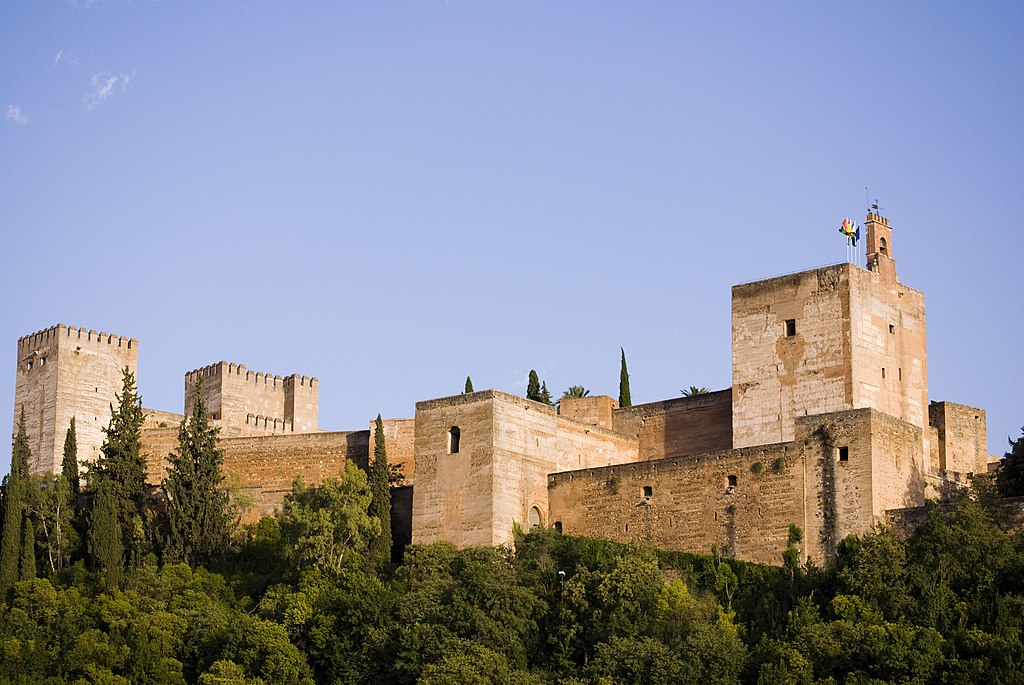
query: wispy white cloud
[
  {"left": 55, "top": 50, "right": 63, "bottom": 65},
  {"left": 55, "top": 50, "right": 81, "bottom": 67},
  {"left": 83, "top": 71, "right": 135, "bottom": 110},
  {"left": 5, "top": 105, "right": 30, "bottom": 124}
]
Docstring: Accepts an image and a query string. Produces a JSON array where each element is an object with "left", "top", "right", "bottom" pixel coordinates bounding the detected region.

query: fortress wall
[
  {"left": 15, "top": 325, "right": 137, "bottom": 474},
  {"left": 218, "top": 431, "right": 364, "bottom": 517},
  {"left": 186, "top": 363, "right": 316, "bottom": 433},
  {"left": 732, "top": 265, "right": 853, "bottom": 449},
  {"left": 869, "top": 412, "right": 925, "bottom": 514},
  {"left": 929, "top": 402, "right": 988, "bottom": 475},
  {"left": 559, "top": 396, "right": 618, "bottom": 430},
  {"left": 848, "top": 268, "right": 928, "bottom": 460},
  {"left": 143, "top": 408, "right": 185, "bottom": 430},
  {"left": 612, "top": 391, "right": 732, "bottom": 460},
  {"left": 369, "top": 417, "right": 416, "bottom": 484},
  {"left": 412, "top": 392, "right": 496, "bottom": 547},
  {"left": 548, "top": 441, "right": 805, "bottom": 566}
]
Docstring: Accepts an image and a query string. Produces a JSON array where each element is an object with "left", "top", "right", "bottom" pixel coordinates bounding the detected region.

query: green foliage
[
  {"left": 163, "top": 389, "right": 230, "bottom": 568},
  {"left": 681, "top": 385, "right": 711, "bottom": 396},
  {"left": 464, "top": 376, "right": 474, "bottom": 394},
  {"left": 87, "top": 368, "right": 149, "bottom": 569},
  {"left": 526, "top": 370, "right": 541, "bottom": 402},
  {"left": 619, "top": 347, "right": 631, "bottom": 408},
  {"left": 539, "top": 381, "right": 552, "bottom": 405},
  {"left": 561, "top": 385, "right": 590, "bottom": 400},
  {"left": 279, "top": 463, "right": 380, "bottom": 577},
  {"left": 63, "top": 416, "right": 80, "bottom": 502},
  {"left": 1, "top": 408, "right": 30, "bottom": 596},
  {"left": 368, "top": 414, "right": 392, "bottom": 568},
  {"left": 89, "top": 479, "right": 124, "bottom": 592},
  {"left": 19, "top": 517, "right": 36, "bottom": 582},
  {"left": 997, "top": 427, "right": 1024, "bottom": 497}
]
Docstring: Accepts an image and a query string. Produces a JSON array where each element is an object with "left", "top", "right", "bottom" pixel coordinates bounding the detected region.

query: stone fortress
[{"left": 12, "top": 212, "right": 995, "bottom": 565}]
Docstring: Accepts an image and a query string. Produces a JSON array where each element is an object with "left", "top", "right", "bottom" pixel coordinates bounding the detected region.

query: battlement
[
  {"left": 184, "top": 361, "right": 317, "bottom": 388},
  {"left": 18, "top": 324, "right": 136, "bottom": 354},
  {"left": 866, "top": 212, "right": 889, "bottom": 226}
]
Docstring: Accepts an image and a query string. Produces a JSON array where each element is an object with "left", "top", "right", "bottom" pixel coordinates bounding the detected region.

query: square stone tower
[
  {"left": 731, "top": 213, "right": 928, "bottom": 464},
  {"left": 13, "top": 324, "right": 138, "bottom": 474}
]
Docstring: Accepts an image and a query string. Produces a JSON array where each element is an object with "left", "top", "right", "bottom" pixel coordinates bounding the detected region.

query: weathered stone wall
[
  {"left": 15, "top": 324, "right": 137, "bottom": 474},
  {"left": 559, "top": 396, "right": 617, "bottom": 430},
  {"left": 929, "top": 401, "right": 988, "bottom": 475},
  {"left": 369, "top": 417, "right": 416, "bottom": 484},
  {"left": 848, "top": 266, "right": 928, "bottom": 466},
  {"left": 732, "top": 265, "right": 853, "bottom": 449},
  {"left": 185, "top": 362, "right": 318, "bottom": 434},
  {"left": 549, "top": 408, "right": 921, "bottom": 565},
  {"left": 412, "top": 390, "right": 639, "bottom": 549},
  {"left": 548, "top": 441, "right": 806, "bottom": 565},
  {"left": 612, "top": 391, "right": 732, "bottom": 460},
  {"left": 412, "top": 391, "right": 496, "bottom": 547}
]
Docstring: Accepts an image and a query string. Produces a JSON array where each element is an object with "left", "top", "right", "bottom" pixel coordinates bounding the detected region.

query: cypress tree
[
  {"left": 163, "top": 389, "right": 229, "bottom": 567},
  {"left": 0, "top": 408, "right": 30, "bottom": 594},
  {"left": 618, "top": 347, "right": 632, "bottom": 408},
  {"left": 89, "top": 479, "right": 123, "bottom": 592},
  {"left": 540, "top": 381, "right": 553, "bottom": 406},
  {"left": 464, "top": 376, "right": 474, "bottom": 394},
  {"left": 88, "top": 368, "right": 148, "bottom": 567},
  {"left": 368, "top": 414, "right": 392, "bottom": 566},
  {"left": 19, "top": 516, "right": 35, "bottom": 582},
  {"left": 527, "top": 370, "right": 541, "bottom": 402},
  {"left": 62, "top": 417, "right": 79, "bottom": 500}
]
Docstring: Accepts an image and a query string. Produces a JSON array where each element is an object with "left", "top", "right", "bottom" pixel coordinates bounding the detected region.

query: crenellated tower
[
  {"left": 184, "top": 361, "right": 319, "bottom": 435},
  {"left": 13, "top": 324, "right": 138, "bottom": 474}
]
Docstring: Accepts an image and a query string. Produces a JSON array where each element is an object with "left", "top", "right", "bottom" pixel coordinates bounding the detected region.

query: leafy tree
[
  {"left": 561, "top": 385, "right": 590, "bottom": 400},
  {"left": 19, "top": 516, "right": 36, "bottom": 582},
  {"left": 996, "top": 427, "right": 1024, "bottom": 497},
  {"left": 89, "top": 479, "right": 124, "bottom": 591},
  {"left": 368, "top": 414, "right": 392, "bottom": 567},
  {"left": 681, "top": 386, "right": 711, "bottom": 396},
  {"left": 163, "top": 389, "right": 230, "bottom": 568},
  {"left": 464, "top": 376, "right": 474, "bottom": 394},
  {"left": 279, "top": 463, "right": 380, "bottom": 577},
  {"left": 1, "top": 407, "right": 30, "bottom": 595},
  {"left": 540, "top": 381, "right": 553, "bottom": 406},
  {"left": 619, "top": 347, "right": 631, "bottom": 407},
  {"left": 27, "top": 472, "right": 78, "bottom": 574},
  {"left": 87, "top": 367, "right": 149, "bottom": 568},
  {"left": 526, "top": 370, "right": 541, "bottom": 402}
]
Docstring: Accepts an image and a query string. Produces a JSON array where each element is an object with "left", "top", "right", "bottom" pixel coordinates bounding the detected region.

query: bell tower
[{"left": 865, "top": 212, "right": 896, "bottom": 282}]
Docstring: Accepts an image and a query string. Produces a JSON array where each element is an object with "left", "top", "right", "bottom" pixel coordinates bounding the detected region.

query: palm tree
[
  {"left": 561, "top": 385, "right": 590, "bottom": 399},
  {"left": 681, "top": 386, "right": 710, "bottom": 396}
]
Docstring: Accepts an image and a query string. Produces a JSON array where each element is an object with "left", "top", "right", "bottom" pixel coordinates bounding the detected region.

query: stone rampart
[{"left": 612, "top": 391, "right": 732, "bottom": 460}]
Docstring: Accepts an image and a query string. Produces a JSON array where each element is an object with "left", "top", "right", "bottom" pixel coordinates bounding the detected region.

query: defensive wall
[
  {"left": 928, "top": 401, "right": 988, "bottom": 474},
  {"left": 549, "top": 408, "right": 925, "bottom": 565},
  {"left": 610, "top": 391, "right": 733, "bottom": 461},
  {"left": 15, "top": 324, "right": 137, "bottom": 474}
]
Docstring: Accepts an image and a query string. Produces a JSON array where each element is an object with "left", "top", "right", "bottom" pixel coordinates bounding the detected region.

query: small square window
[
  {"left": 39, "top": 357, "right": 45, "bottom": 366},
  {"left": 839, "top": 446, "right": 849, "bottom": 462},
  {"left": 554, "top": 521, "right": 562, "bottom": 533},
  {"left": 642, "top": 485, "right": 653, "bottom": 498},
  {"left": 785, "top": 319, "right": 796, "bottom": 337},
  {"left": 889, "top": 324, "right": 895, "bottom": 334},
  {"left": 727, "top": 474, "right": 737, "bottom": 488}
]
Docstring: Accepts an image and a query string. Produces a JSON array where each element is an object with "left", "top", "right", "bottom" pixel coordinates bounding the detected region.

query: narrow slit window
[
  {"left": 882, "top": 367, "right": 886, "bottom": 379},
  {"left": 839, "top": 446, "right": 849, "bottom": 462},
  {"left": 889, "top": 324, "right": 895, "bottom": 334},
  {"left": 785, "top": 319, "right": 796, "bottom": 337},
  {"left": 448, "top": 426, "right": 461, "bottom": 454},
  {"left": 898, "top": 368, "right": 903, "bottom": 381}
]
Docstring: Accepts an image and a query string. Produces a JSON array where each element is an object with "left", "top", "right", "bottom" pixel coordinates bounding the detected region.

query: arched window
[
  {"left": 528, "top": 506, "right": 542, "bottom": 528},
  {"left": 879, "top": 237, "right": 888, "bottom": 254},
  {"left": 448, "top": 426, "right": 461, "bottom": 454}
]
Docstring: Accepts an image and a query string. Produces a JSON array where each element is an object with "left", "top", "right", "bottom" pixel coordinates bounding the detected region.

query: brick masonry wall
[{"left": 612, "top": 391, "right": 732, "bottom": 460}]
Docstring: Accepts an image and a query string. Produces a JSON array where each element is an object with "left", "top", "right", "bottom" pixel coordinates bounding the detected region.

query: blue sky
[{"left": 2, "top": 1, "right": 1021, "bottom": 475}]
